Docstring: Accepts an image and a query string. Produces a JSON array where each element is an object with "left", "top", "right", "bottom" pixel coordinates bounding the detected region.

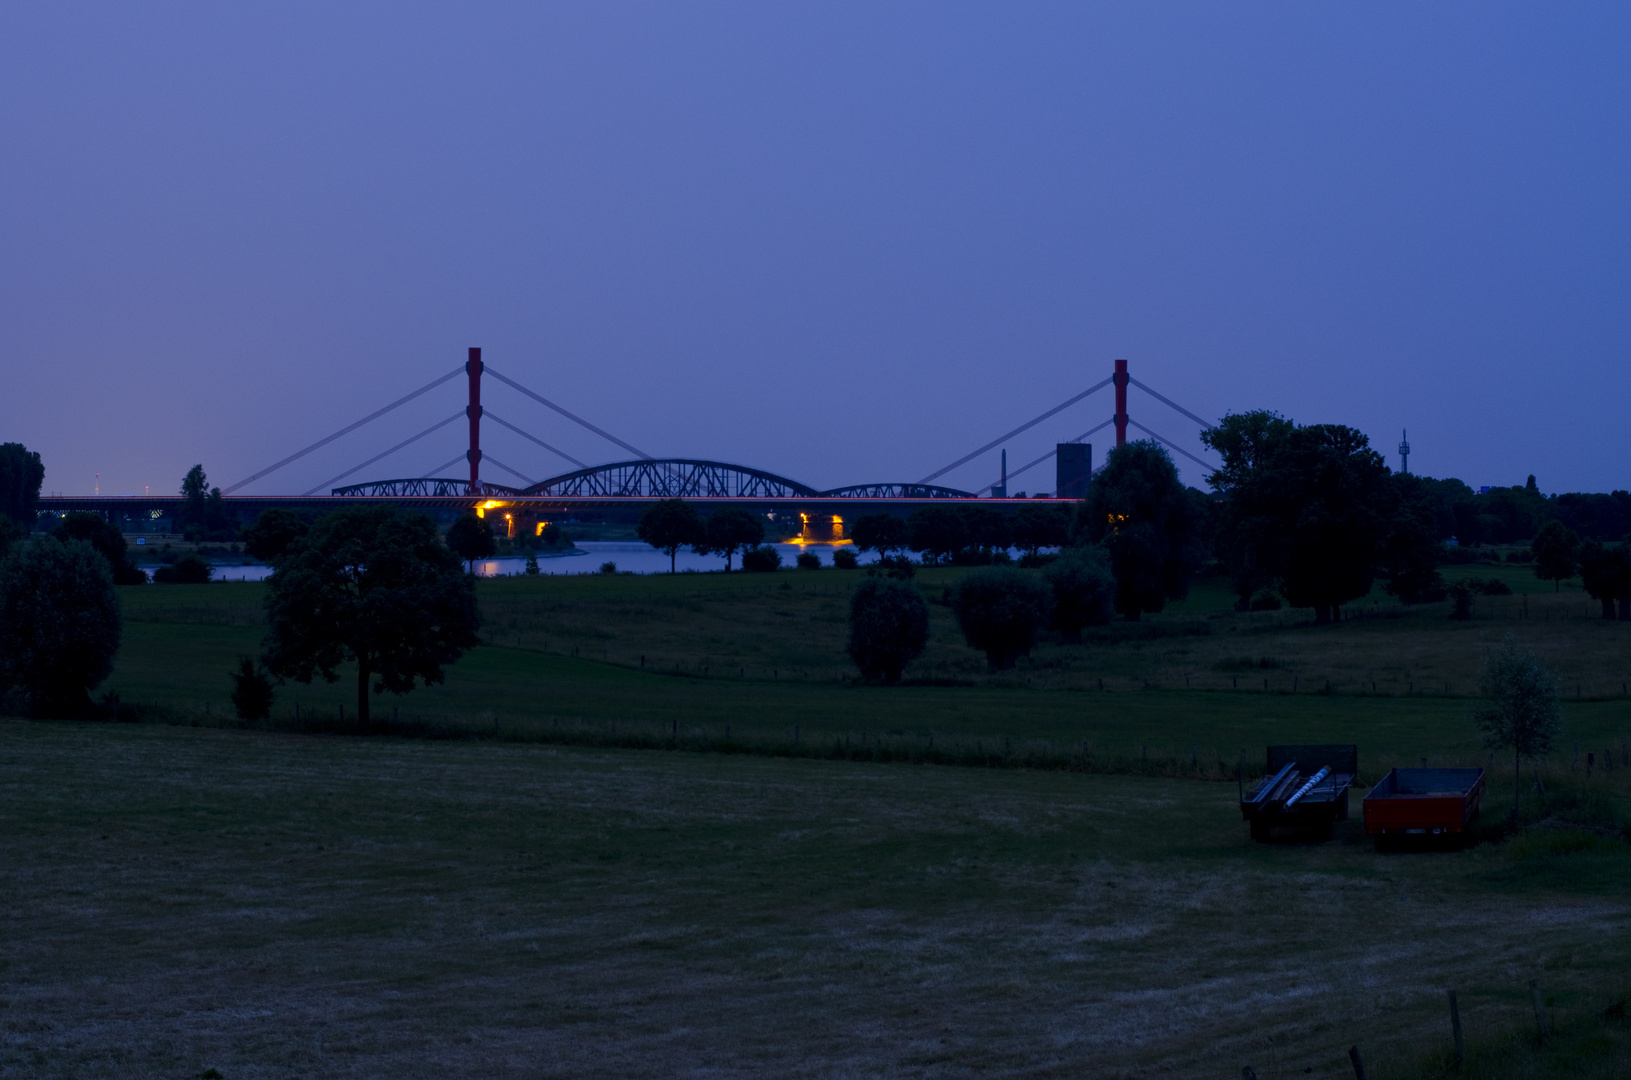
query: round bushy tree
[
  {"left": 1074, "top": 441, "right": 1202, "bottom": 620},
  {"left": 446, "top": 513, "right": 497, "bottom": 573},
  {"left": 847, "top": 577, "right": 929, "bottom": 683},
  {"left": 700, "top": 508, "right": 765, "bottom": 571},
  {"left": 0, "top": 536, "right": 122, "bottom": 716},
  {"left": 637, "top": 499, "right": 703, "bottom": 573},
  {"left": 1530, "top": 520, "right": 1579, "bottom": 592},
  {"left": 949, "top": 566, "right": 1053, "bottom": 671},
  {"left": 242, "top": 508, "right": 309, "bottom": 564},
  {"left": 264, "top": 505, "right": 480, "bottom": 725},
  {"left": 1043, "top": 547, "right": 1115, "bottom": 641}
]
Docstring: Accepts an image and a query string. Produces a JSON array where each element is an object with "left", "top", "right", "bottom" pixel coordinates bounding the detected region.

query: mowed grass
[
  {"left": 109, "top": 576, "right": 1631, "bottom": 778},
  {"left": 2, "top": 720, "right": 1629, "bottom": 1079}
]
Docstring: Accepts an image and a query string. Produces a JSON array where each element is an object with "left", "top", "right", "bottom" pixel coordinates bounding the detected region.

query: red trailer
[{"left": 1362, "top": 767, "right": 1485, "bottom": 846}]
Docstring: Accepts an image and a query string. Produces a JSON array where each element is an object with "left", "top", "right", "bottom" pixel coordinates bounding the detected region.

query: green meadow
[{"left": 3, "top": 566, "right": 1629, "bottom": 1077}]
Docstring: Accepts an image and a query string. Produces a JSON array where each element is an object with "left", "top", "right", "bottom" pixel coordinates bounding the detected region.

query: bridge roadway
[{"left": 36, "top": 493, "right": 1069, "bottom": 532}]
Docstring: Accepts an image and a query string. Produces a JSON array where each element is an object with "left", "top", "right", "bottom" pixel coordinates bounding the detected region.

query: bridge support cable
[
  {"left": 918, "top": 377, "right": 1113, "bottom": 486},
  {"left": 1128, "top": 377, "right": 1215, "bottom": 431},
  {"left": 303, "top": 411, "right": 464, "bottom": 496},
  {"left": 224, "top": 366, "right": 464, "bottom": 494},
  {"left": 483, "top": 412, "right": 588, "bottom": 469},
  {"left": 480, "top": 455, "right": 537, "bottom": 487},
  {"left": 979, "top": 418, "right": 1115, "bottom": 495},
  {"left": 1125, "top": 419, "right": 1217, "bottom": 473},
  {"left": 418, "top": 454, "right": 468, "bottom": 481},
  {"left": 483, "top": 366, "right": 653, "bottom": 461}
]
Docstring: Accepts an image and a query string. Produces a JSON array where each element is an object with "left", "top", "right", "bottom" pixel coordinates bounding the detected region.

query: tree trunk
[
  {"left": 1513, "top": 745, "right": 1522, "bottom": 822},
  {"left": 1619, "top": 598, "right": 1630, "bottom": 621},
  {"left": 670, "top": 548, "right": 677, "bottom": 574},
  {"left": 357, "top": 660, "right": 370, "bottom": 727},
  {"left": 1332, "top": 605, "right": 1342, "bottom": 623},
  {"left": 1314, "top": 605, "right": 1332, "bottom": 625},
  {"left": 1602, "top": 599, "right": 1616, "bottom": 620}
]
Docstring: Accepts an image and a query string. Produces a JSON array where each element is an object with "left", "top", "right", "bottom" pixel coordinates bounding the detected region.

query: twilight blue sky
[{"left": 3, "top": 3, "right": 1628, "bottom": 497}]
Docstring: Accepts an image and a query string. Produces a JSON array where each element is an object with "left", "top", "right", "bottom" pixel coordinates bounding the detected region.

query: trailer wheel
[
  {"left": 1314, "top": 820, "right": 1334, "bottom": 842},
  {"left": 1250, "top": 820, "right": 1269, "bottom": 842}
]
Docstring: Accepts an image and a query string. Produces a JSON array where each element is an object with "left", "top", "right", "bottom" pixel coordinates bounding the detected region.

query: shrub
[
  {"left": 796, "top": 550, "right": 820, "bottom": 569},
  {"left": 1249, "top": 589, "right": 1283, "bottom": 611},
  {"left": 524, "top": 552, "right": 540, "bottom": 575},
  {"left": 1476, "top": 577, "right": 1513, "bottom": 596},
  {"left": 1506, "top": 549, "right": 1533, "bottom": 563},
  {"left": 742, "top": 545, "right": 782, "bottom": 572},
  {"left": 153, "top": 554, "right": 211, "bottom": 584},
  {"left": 950, "top": 566, "right": 1054, "bottom": 670},
  {"left": 598, "top": 561, "right": 617, "bottom": 575},
  {"left": 1042, "top": 547, "right": 1115, "bottom": 642},
  {"left": 0, "top": 537, "right": 122, "bottom": 716},
  {"left": 847, "top": 577, "right": 929, "bottom": 683},
  {"left": 831, "top": 547, "right": 859, "bottom": 569},
  {"left": 229, "top": 656, "right": 275, "bottom": 720},
  {"left": 873, "top": 554, "right": 916, "bottom": 580}
]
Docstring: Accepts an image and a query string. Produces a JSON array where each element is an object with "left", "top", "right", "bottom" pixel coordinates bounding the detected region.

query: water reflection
[{"left": 136, "top": 542, "right": 886, "bottom": 582}]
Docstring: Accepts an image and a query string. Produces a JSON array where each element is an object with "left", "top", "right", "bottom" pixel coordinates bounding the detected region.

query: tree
[
  {"left": 1580, "top": 540, "right": 1631, "bottom": 620},
  {"left": 1043, "top": 547, "right": 1115, "bottom": 641},
  {"left": 1530, "top": 520, "right": 1579, "bottom": 592},
  {"left": 55, "top": 511, "right": 147, "bottom": 584},
  {"left": 1011, "top": 504, "right": 1071, "bottom": 556},
  {"left": 949, "top": 566, "right": 1053, "bottom": 670},
  {"left": 847, "top": 577, "right": 929, "bottom": 683},
  {"left": 242, "top": 508, "right": 309, "bottom": 564},
  {"left": 229, "top": 656, "right": 275, "bottom": 720},
  {"left": 699, "top": 508, "right": 764, "bottom": 571},
  {"left": 0, "top": 536, "right": 122, "bottom": 716},
  {"left": 1380, "top": 498, "right": 1446, "bottom": 604},
  {"left": 1473, "top": 634, "right": 1561, "bottom": 822},
  {"left": 637, "top": 499, "right": 703, "bottom": 573},
  {"left": 959, "top": 506, "right": 1011, "bottom": 556},
  {"left": 1073, "top": 441, "right": 1200, "bottom": 620},
  {"left": 0, "top": 515, "right": 22, "bottom": 559},
  {"left": 851, "top": 513, "right": 910, "bottom": 557},
  {"left": 263, "top": 505, "right": 480, "bottom": 726},
  {"left": 179, "top": 464, "right": 230, "bottom": 540},
  {"left": 1204, "top": 416, "right": 1391, "bottom": 624},
  {"left": 908, "top": 506, "right": 968, "bottom": 565},
  {"left": 0, "top": 442, "right": 45, "bottom": 528},
  {"left": 446, "top": 513, "right": 496, "bottom": 573}
]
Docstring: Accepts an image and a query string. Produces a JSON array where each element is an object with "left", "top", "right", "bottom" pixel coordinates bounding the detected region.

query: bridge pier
[{"left": 466, "top": 347, "right": 483, "bottom": 495}]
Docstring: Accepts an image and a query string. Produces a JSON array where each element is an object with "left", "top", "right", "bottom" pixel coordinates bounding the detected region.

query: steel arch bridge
[{"left": 332, "top": 460, "right": 977, "bottom": 500}]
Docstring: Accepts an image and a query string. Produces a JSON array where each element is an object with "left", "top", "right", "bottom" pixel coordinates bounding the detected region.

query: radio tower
[{"left": 1398, "top": 429, "right": 1410, "bottom": 475}]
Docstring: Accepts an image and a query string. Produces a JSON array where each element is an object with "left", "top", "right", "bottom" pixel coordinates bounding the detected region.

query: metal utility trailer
[
  {"left": 1240, "top": 745, "right": 1357, "bottom": 842},
  {"left": 1362, "top": 768, "right": 1484, "bottom": 846}
]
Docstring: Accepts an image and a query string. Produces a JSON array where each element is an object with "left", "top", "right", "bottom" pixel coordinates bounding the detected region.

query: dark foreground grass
[{"left": 2, "top": 720, "right": 1629, "bottom": 1079}]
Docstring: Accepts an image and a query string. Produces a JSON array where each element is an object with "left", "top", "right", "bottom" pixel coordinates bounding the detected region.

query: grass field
[
  {"left": 2, "top": 720, "right": 1629, "bottom": 1079},
  {"left": 4, "top": 567, "right": 1630, "bottom": 1077}
]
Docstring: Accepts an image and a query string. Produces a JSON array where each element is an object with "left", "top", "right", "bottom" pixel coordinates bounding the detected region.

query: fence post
[
  {"left": 1448, "top": 990, "right": 1464, "bottom": 1069},
  {"left": 1530, "top": 979, "right": 1550, "bottom": 1039},
  {"left": 1348, "top": 1045, "right": 1366, "bottom": 1080}
]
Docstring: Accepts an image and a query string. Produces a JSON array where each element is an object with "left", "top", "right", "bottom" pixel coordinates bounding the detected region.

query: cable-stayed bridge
[{"left": 40, "top": 351, "right": 1218, "bottom": 534}]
